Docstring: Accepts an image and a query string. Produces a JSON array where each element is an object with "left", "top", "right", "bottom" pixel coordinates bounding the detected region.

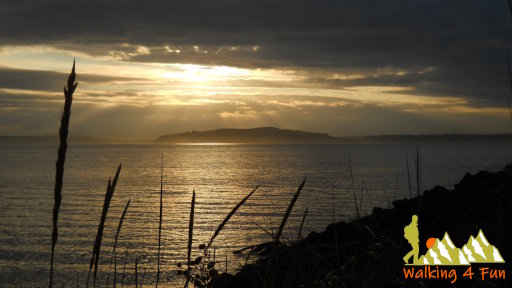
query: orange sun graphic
[{"left": 426, "top": 237, "right": 436, "bottom": 249}]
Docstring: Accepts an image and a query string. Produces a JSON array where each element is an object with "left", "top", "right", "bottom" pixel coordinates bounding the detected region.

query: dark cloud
[
  {"left": 304, "top": 62, "right": 511, "bottom": 105},
  {"left": 0, "top": 67, "right": 145, "bottom": 91},
  {"left": 0, "top": 1, "right": 506, "bottom": 43},
  {"left": 1, "top": 0, "right": 510, "bottom": 105}
]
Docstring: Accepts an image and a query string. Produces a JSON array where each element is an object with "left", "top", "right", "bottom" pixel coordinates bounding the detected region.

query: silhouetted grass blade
[
  {"left": 134, "top": 256, "right": 138, "bottom": 287},
  {"left": 86, "top": 164, "right": 122, "bottom": 287},
  {"left": 184, "top": 190, "right": 195, "bottom": 288},
  {"left": 121, "top": 251, "right": 127, "bottom": 288},
  {"left": 157, "top": 154, "right": 163, "bottom": 286},
  {"left": 264, "top": 178, "right": 306, "bottom": 288},
  {"left": 106, "top": 198, "right": 130, "bottom": 287},
  {"left": 348, "top": 159, "right": 359, "bottom": 219},
  {"left": 297, "top": 207, "right": 308, "bottom": 241},
  {"left": 406, "top": 151, "right": 412, "bottom": 199},
  {"left": 206, "top": 185, "right": 259, "bottom": 250},
  {"left": 49, "top": 60, "right": 77, "bottom": 288}
]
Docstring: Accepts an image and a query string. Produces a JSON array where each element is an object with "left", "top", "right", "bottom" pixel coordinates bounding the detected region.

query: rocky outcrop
[{"left": 212, "top": 163, "right": 512, "bottom": 287}]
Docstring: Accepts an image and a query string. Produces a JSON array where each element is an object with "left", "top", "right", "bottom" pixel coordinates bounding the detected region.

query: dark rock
[{"left": 212, "top": 163, "right": 512, "bottom": 288}]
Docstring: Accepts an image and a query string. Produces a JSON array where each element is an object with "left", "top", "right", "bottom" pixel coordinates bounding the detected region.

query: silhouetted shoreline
[
  {"left": 156, "top": 127, "right": 512, "bottom": 144},
  {"left": 211, "top": 163, "right": 512, "bottom": 287},
  {"left": 4, "top": 128, "right": 512, "bottom": 144}
]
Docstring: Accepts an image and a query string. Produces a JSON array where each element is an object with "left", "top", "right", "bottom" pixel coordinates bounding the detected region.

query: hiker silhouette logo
[
  {"left": 403, "top": 215, "right": 505, "bottom": 266},
  {"left": 403, "top": 215, "right": 420, "bottom": 264}
]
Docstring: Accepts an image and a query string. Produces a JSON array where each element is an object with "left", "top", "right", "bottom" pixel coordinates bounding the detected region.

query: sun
[
  {"left": 160, "top": 64, "right": 252, "bottom": 85},
  {"left": 426, "top": 237, "right": 437, "bottom": 249}
]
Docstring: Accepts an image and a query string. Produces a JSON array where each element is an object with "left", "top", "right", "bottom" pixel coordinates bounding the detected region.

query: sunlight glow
[
  {"left": 160, "top": 64, "right": 252, "bottom": 84},
  {"left": 2, "top": 43, "right": 508, "bottom": 136}
]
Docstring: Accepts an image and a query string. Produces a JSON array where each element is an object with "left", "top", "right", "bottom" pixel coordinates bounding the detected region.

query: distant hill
[
  {"left": 154, "top": 127, "right": 339, "bottom": 144},
  {"left": 154, "top": 127, "right": 512, "bottom": 144}
]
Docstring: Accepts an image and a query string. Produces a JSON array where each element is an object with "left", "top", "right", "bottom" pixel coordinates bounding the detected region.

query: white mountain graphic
[
  {"left": 463, "top": 230, "right": 504, "bottom": 263},
  {"left": 416, "top": 230, "right": 504, "bottom": 266}
]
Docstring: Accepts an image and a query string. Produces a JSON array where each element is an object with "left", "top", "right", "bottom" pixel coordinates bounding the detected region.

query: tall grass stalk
[
  {"left": 359, "top": 181, "right": 365, "bottom": 212},
  {"left": 244, "top": 247, "right": 253, "bottom": 266},
  {"left": 49, "top": 60, "right": 77, "bottom": 288},
  {"left": 121, "top": 252, "right": 127, "bottom": 288},
  {"left": 275, "top": 178, "right": 306, "bottom": 248},
  {"left": 506, "top": 53, "right": 512, "bottom": 129},
  {"left": 106, "top": 199, "right": 131, "bottom": 287},
  {"left": 113, "top": 255, "right": 117, "bottom": 287},
  {"left": 297, "top": 207, "right": 308, "bottom": 241},
  {"left": 87, "top": 164, "right": 122, "bottom": 287},
  {"left": 416, "top": 146, "right": 421, "bottom": 197},
  {"left": 184, "top": 185, "right": 260, "bottom": 286},
  {"left": 405, "top": 151, "right": 412, "bottom": 199},
  {"left": 250, "top": 220, "right": 274, "bottom": 239},
  {"left": 332, "top": 189, "right": 341, "bottom": 272},
  {"left": 157, "top": 154, "right": 164, "bottom": 286},
  {"left": 206, "top": 185, "right": 259, "bottom": 250},
  {"left": 134, "top": 257, "right": 138, "bottom": 288},
  {"left": 264, "top": 178, "right": 306, "bottom": 288},
  {"left": 348, "top": 159, "right": 360, "bottom": 218},
  {"left": 225, "top": 254, "right": 228, "bottom": 274},
  {"left": 184, "top": 190, "right": 195, "bottom": 288},
  {"left": 139, "top": 262, "right": 147, "bottom": 288},
  {"left": 394, "top": 168, "right": 400, "bottom": 201}
]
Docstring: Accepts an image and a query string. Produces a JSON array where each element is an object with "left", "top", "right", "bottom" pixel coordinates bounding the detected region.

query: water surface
[{"left": 1, "top": 143, "right": 511, "bottom": 287}]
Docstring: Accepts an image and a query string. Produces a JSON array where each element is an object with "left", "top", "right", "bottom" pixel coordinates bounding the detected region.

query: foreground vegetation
[{"left": 209, "top": 163, "right": 512, "bottom": 287}]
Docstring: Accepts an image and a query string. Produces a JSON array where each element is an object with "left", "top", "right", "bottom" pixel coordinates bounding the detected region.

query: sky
[{"left": 1, "top": 0, "right": 512, "bottom": 140}]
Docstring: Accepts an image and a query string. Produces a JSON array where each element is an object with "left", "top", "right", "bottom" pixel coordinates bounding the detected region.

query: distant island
[
  {"left": 3, "top": 127, "right": 512, "bottom": 144},
  {"left": 154, "top": 127, "right": 512, "bottom": 144},
  {"left": 155, "top": 127, "right": 339, "bottom": 144}
]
